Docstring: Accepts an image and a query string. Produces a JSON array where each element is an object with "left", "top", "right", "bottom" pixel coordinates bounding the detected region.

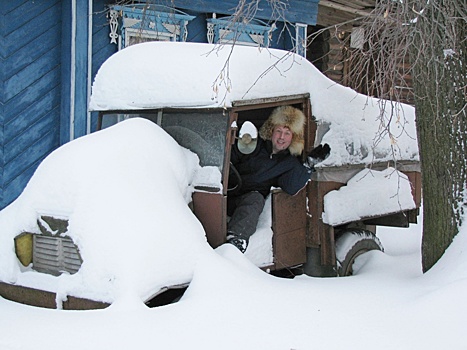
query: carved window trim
[
  {"left": 206, "top": 15, "right": 276, "bottom": 47},
  {"left": 109, "top": 4, "right": 195, "bottom": 48}
]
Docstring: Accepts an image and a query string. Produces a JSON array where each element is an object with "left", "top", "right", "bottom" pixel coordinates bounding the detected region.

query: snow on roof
[
  {"left": 89, "top": 42, "right": 419, "bottom": 167},
  {"left": 0, "top": 43, "right": 421, "bottom": 306}
]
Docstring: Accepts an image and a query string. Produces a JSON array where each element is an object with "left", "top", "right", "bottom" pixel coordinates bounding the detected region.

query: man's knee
[{"left": 242, "top": 191, "right": 265, "bottom": 207}]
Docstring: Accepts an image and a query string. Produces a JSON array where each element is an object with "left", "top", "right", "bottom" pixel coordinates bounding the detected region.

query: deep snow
[
  {"left": 0, "top": 118, "right": 465, "bottom": 350},
  {"left": 1, "top": 208, "right": 466, "bottom": 350},
  {"left": 0, "top": 42, "right": 465, "bottom": 349},
  {"left": 0, "top": 118, "right": 417, "bottom": 303}
]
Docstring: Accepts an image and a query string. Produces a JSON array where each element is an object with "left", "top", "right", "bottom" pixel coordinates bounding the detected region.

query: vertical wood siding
[
  {"left": 0, "top": 0, "right": 62, "bottom": 209},
  {"left": 90, "top": 0, "right": 117, "bottom": 132}
]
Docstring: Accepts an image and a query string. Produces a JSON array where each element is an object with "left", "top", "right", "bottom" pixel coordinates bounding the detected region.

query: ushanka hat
[{"left": 259, "top": 106, "right": 306, "bottom": 156}]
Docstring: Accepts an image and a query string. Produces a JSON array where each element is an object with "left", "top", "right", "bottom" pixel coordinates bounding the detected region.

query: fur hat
[{"left": 259, "top": 106, "right": 305, "bottom": 156}]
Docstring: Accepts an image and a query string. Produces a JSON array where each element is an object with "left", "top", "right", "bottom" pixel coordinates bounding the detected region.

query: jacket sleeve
[{"left": 277, "top": 162, "right": 312, "bottom": 196}]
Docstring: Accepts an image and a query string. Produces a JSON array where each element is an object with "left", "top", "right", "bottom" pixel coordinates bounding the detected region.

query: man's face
[{"left": 271, "top": 125, "right": 293, "bottom": 154}]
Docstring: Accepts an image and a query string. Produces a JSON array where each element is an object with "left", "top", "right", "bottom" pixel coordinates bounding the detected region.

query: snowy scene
[{"left": 1, "top": 40, "right": 466, "bottom": 350}]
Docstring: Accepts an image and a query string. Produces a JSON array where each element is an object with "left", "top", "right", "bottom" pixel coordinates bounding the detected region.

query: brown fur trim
[{"left": 259, "top": 106, "right": 305, "bottom": 156}]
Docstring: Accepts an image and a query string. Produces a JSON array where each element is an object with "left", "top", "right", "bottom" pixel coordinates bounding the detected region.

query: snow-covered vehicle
[
  {"left": 0, "top": 42, "right": 421, "bottom": 309},
  {"left": 90, "top": 42, "right": 421, "bottom": 275}
]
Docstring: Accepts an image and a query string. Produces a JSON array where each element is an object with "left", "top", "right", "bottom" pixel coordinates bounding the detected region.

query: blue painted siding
[
  {"left": 171, "top": 0, "right": 319, "bottom": 25},
  {"left": 185, "top": 11, "right": 208, "bottom": 43},
  {"left": 0, "top": 0, "right": 318, "bottom": 210},
  {"left": 0, "top": 0, "right": 62, "bottom": 209},
  {"left": 90, "top": 0, "right": 117, "bottom": 132},
  {"left": 74, "top": 2, "right": 91, "bottom": 139}
]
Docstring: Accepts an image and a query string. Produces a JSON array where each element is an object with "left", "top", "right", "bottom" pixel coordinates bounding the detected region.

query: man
[{"left": 227, "top": 105, "right": 330, "bottom": 253}]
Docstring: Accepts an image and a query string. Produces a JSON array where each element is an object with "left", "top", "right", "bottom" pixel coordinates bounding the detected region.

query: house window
[
  {"left": 109, "top": 4, "right": 195, "bottom": 48},
  {"left": 206, "top": 15, "right": 276, "bottom": 47}
]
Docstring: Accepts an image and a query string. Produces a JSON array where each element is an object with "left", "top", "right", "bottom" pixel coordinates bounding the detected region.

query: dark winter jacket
[{"left": 230, "top": 138, "right": 311, "bottom": 198}]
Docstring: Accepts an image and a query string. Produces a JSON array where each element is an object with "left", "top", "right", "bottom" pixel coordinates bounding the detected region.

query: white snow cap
[
  {"left": 0, "top": 118, "right": 212, "bottom": 304},
  {"left": 323, "top": 167, "right": 416, "bottom": 226},
  {"left": 89, "top": 42, "right": 419, "bottom": 167},
  {"left": 239, "top": 121, "right": 258, "bottom": 139}
]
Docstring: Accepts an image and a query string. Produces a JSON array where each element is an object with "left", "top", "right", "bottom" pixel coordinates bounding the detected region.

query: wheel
[{"left": 335, "top": 229, "right": 384, "bottom": 276}]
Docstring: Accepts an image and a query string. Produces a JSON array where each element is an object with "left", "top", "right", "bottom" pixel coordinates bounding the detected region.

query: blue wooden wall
[
  {"left": 1, "top": 0, "right": 62, "bottom": 209},
  {"left": 172, "top": 0, "right": 318, "bottom": 25},
  {"left": 90, "top": 1, "right": 117, "bottom": 132},
  {"left": 0, "top": 0, "right": 318, "bottom": 210}
]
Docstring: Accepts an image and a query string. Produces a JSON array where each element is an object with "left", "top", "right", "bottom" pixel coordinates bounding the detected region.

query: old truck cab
[
  {"left": 1, "top": 41, "right": 421, "bottom": 310},
  {"left": 91, "top": 42, "right": 421, "bottom": 277}
]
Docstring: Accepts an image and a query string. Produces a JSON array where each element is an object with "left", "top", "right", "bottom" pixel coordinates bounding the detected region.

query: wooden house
[
  {"left": 310, "top": 0, "right": 414, "bottom": 104},
  {"left": 0, "top": 0, "right": 412, "bottom": 210},
  {"left": 0, "top": 0, "right": 320, "bottom": 210}
]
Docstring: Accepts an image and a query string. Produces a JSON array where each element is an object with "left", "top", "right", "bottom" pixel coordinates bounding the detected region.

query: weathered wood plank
[
  {"left": 186, "top": 12, "right": 208, "bottom": 42},
  {"left": 3, "top": 157, "right": 44, "bottom": 206},
  {"left": 89, "top": 1, "right": 117, "bottom": 133},
  {"left": 1, "top": 1, "right": 26, "bottom": 16},
  {"left": 1, "top": 1, "right": 62, "bottom": 210},
  {"left": 72, "top": 1, "right": 91, "bottom": 139},
  {"left": 3, "top": 23, "right": 61, "bottom": 77},
  {"left": 4, "top": 45, "right": 60, "bottom": 101},
  {"left": 4, "top": 128, "right": 58, "bottom": 184},
  {"left": 3, "top": 2, "right": 60, "bottom": 57},
  {"left": 5, "top": 109, "right": 59, "bottom": 164},
  {"left": 3, "top": 0, "right": 59, "bottom": 36},
  {"left": 5, "top": 86, "right": 60, "bottom": 144},
  {"left": 4, "top": 67, "right": 60, "bottom": 121}
]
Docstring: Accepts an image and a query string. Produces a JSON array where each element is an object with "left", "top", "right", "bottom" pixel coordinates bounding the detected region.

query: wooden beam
[{"left": 319, "top": 0, "right": 373, "bottom": 17}]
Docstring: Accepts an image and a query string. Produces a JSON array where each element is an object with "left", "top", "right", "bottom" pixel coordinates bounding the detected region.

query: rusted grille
[{"left": 33, "top": 235, "right": 82, "bottom": 276}]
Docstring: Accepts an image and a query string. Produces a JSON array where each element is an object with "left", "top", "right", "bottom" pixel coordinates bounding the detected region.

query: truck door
[{"left": 272, "top": 188, "right": 307, "bottom": 269}]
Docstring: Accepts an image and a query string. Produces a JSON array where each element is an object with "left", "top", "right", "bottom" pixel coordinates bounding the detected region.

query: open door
[{"left": 272, "top": 188, "right": 307, "bottom": 269}]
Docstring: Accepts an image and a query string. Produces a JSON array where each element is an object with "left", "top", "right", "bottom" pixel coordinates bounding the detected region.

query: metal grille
[{"left": 32, "top": 235, "right": 82, "bottom": 276}]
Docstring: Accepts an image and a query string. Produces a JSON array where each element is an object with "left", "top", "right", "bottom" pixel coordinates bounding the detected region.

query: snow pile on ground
[
  {"left": 1, "top": 219, "right": 466, "bottom": 350},
  {"left": 89, "top": 42, "right": 419, "bottom": 168},
  {"left": 2, "top": 41, "right": 465, "bottom": 350},
  {"left": 0, "top": 117, "right": 465, "bottom": 349}
]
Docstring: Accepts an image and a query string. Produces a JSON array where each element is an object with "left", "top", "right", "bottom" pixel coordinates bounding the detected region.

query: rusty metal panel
[
  {"left": 63, "top": 296, "right": 109, "bottom": 310},
  {"left": 307, "top": 181, "right": 322, "bottom": 247},
  {"left": 272, "top": 189, "right": 307, "bottom": 233},
  {"left": 0, "top": 282, "right": 109, "bottom": 310},
  {"left": 273, "top": 228, "right": 306, "bottom": 269},
  {"left": 306, "top": 180, "right": 342, "bottom": 246},
  {"left": 272, "top": 189, "right": 307, "bottom": 269},
  {"left": 320, "top": 225, "right": 336, "bottom": 267},
  {"left": 304, "top": 98, "right": 316, "bottom": 155},
  {"left": 306, "top": 180, "right": 342, "bottom": 267},
  {"left": 0, "top": 282, "right": 56, "bottom": 309},
  {"left": 404, "top": 171, "right": 422, "bottom": 208},
  {"left": 192, "top": 191, "right": 226, "bottom": 248}
]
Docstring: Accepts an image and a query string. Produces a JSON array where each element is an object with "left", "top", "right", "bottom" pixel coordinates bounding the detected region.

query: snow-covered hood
[{"left": 0, "top": 119, "right": 213, "bottom": 304}]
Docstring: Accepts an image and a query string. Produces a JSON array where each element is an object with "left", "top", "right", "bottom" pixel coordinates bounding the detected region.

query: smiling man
[{"left": 227, "top": 106, "right": 328, "bottom": 253}]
